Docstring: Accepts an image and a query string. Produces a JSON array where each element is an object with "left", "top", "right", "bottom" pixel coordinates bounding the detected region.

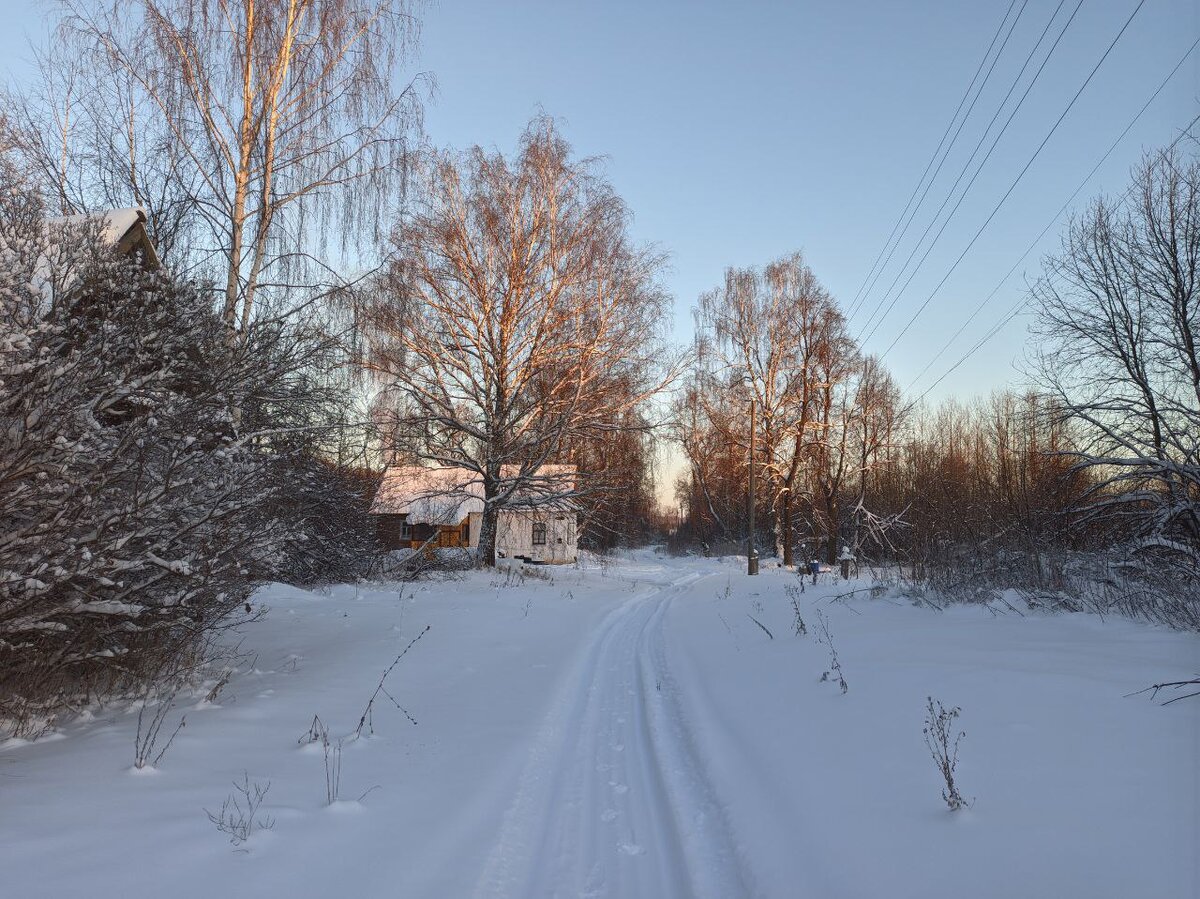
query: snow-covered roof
[
  {"left": 370, "top": 464, "right": 578, "bottom": 522},
  {"left": 46, "top": 208, "right": 144, "bottom": 243},
  {"left": 370, "top": 466, "right": 484, "bottom": 522},
  {"left": 44, "top": 207, "right": 160, "bottom": 269}
]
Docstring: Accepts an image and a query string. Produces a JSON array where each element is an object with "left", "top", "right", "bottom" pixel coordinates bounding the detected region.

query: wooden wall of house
[
  {"left": 376, "top": 515, "right": 471, "bottom": 552},
  {"left": 376, "top": 514, "right": 410, "bottom": 550}
]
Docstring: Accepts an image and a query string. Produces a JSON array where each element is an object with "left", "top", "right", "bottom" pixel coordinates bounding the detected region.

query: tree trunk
[
  {"left": 224, "top": 0, "right": 257, "bottom": 340},
  {"left": 780, "top": 490, "right": 794, "bottom": 567},
  {"left": 825, "top": 492, "right": 838, "bottom": 564},
  {"left": 478, "top": 467, "right": 502, "bottom": 567},
  {"left": 478, "top": 505, "right": 499, "bottom": 568}
]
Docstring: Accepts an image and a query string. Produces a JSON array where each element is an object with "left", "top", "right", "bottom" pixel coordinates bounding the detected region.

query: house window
[
  {"left": 532, "top": 521, "right": 547, "bottom": 546},
  {"left": 400, "top": 520, "right": 411, "bottom": 541},
  {"left": 461, "top": 521, "right": 470, "bottom": 543}
]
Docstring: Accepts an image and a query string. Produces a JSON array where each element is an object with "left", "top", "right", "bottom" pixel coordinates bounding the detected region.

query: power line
[
  {"left": 843, "top": 0, "right": 1028, "bottom": 322},
  {"left": 855, "top": 0, "right": 1075, "bottom": 343},
  {"left": 908, "top": 293, "right": 1028, "bottom": 408},
  {"left": 905, "top": 36, "right": 1200, "bottom": 396},
  {"left": 912, "top": 109, "right": 1200, "bottom": 406},
  {"left": 870, "top": 0, "right": 1151, "bottom": 361},
  {"left": 856, "top": 0, "right": 1085, "bottom": 347}
]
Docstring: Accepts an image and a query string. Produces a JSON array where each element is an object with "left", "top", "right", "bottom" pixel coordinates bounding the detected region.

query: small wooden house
[
  {"left": 370, "top": 466, "right": 482, "bottom": 551},
  {"left": 370, "top": 464, "right": 578, "bottom": 563}
]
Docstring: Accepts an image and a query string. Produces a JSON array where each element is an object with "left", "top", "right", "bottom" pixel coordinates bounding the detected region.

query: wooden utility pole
[{"left": 748, "top": 395, "right": 759, "bottom": 575}]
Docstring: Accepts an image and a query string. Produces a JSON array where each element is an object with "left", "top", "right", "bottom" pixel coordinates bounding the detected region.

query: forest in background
[{"left": 670, "top": 147, "right": 1199, "bottom": 635}]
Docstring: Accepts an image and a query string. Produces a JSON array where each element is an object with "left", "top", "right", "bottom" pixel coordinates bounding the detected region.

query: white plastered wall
[{"left": 495, "top": 510, "right": 577, "bottom": 563}]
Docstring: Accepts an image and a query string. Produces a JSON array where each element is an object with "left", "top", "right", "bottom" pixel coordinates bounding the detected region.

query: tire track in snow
[{"left": 474, "top": 571, "right": 756, "bottom": 899}]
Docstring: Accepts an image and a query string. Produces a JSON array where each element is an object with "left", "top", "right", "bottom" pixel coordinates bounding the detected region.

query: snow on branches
[{"left": 0, "top": 187, "right": 332, "bottom": 732}]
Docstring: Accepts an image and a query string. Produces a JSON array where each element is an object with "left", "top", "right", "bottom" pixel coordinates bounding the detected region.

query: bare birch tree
[
  {"left": 808, "top": 321, "right": 859, "bottom": 562},
  {"left": 358, "top": 118, "right": 674, "bottom": 565},
  {"left": 5, "top": 39, "right": 198, "bottom": 260},
  {"left": 671, "top": 375, "right": 744, "bottom": 547},
  {"left": 694, "top": 252, "right": 851, "bottom": 566},
  {"left": 847, "top": 354, "right": 904, "bottom": 555},
  {"left": 9, "top": 0, "right": 423, "bottom": 334}
]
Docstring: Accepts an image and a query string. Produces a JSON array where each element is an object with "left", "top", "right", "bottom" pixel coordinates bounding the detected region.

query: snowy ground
[{"left": 2, "top": 552, "right": 1197, "bottom": 898}]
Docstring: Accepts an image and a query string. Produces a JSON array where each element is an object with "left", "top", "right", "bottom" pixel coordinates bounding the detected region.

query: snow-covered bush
[
  {"left": 0, "top": 188, "right": 336, "bottom": 733},
  {"left": 272, "top": 459, "right": 380, "bottom": 585},
  {"left": 1016, "top": 551, "right": 1200, "bottom": 631}
]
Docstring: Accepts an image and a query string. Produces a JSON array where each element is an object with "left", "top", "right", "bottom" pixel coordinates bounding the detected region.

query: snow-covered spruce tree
[{"left": 0, "top": 190, "right": 322, "bottom": 732}]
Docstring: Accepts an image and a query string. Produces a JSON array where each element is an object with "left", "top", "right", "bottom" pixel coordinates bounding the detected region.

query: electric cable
[
  {"left": 904, "top": 36, "right": 1200, "bottom": 395},
  {"left": 854, "top": 0, "right": 1078, "bottom": 343},
  {"left": 868, "top": 0, "right": 1150, "bottom": 360},
  {"left": 844, "top": 0, "right": 1028, "bottom": 321}
]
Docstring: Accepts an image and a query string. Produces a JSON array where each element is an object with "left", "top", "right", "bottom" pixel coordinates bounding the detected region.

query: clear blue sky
[
  {"left": 3, "top": 0, "right": 1196, "bottom": 402},
  {"left": 411, "top": 0, "right": 1197, "bottom": 403}
]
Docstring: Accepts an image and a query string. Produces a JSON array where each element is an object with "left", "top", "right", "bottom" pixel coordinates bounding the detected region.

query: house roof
[
  {"left": 370, "top": 464, "right": 578, "bottom": 522},
  {"left": 48, "top": 208, "right": 144, "bottom": 243},
  {"left": 45, "top": 207, "right": 160, "bottom": 269},
  {"left": 370, "top": 466, "right": 484, "bottom": 522}
]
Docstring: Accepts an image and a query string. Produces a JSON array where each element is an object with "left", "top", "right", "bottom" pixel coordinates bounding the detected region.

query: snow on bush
[{"left": 0, "top": 186, "right": 346, "bottom": 734}]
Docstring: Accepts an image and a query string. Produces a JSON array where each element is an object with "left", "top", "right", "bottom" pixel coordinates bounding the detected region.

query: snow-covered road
[
  {"left": 477, "top": 570, "right": 754, "bottom": 899},
  {"left": 2, "top": 552, "right": 1197, "bottom": 898}
]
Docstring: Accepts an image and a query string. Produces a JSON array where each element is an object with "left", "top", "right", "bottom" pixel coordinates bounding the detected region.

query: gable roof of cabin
[
  {"left": 370, "top": 466, "right": 483, "bottom": 523},
  {"left": 370, "top": 464, "right": 578, "bottom": 522},
  {"left": 45, "top": 207, "right": 160, "bottom": 269}
]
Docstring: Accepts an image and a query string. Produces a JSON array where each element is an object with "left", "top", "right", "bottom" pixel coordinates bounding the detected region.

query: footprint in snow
[
  {"left": 618, "top": 842, "right": 645, "bottom": 856},
  {"left": 609, "top": 782, "right": 629, "bottom": 795},
  {"left": 600, "top": 809, "right": 619, "bottom": 823}
]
